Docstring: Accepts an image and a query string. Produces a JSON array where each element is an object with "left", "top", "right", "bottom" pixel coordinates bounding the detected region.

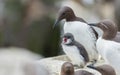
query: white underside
[
  {"left": 96, "top": 37, "right": 120, "bottom": 75},
  {"left": 63, "top": 21, "right": 98, "bottom": 61},
  {"left": 62, "top": 44, "right": 85, "bottom": 66}
]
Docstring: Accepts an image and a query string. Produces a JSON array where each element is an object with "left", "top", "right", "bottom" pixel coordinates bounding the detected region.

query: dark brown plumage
[
  {"left": 57, "top": 6, "right": 87, "bottom": 22},
  {"left": 61, "top": 62, "right": 74, "bottom": 75},
  {"left": 87, "top": 64, "right": 116, "bottom": 75},
  {"left": 54, "top": 6, "right": 86, "bottom": 28},
  {"left": 89, "top": 19, "right": 118, "bottom": 40},
  {"left": 61, "top": 62, "right": 94, "bottom": 75}
]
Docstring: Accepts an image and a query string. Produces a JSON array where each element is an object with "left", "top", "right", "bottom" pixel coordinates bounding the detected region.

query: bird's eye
[
  {"left": 62, "top": 13, "right": 66, "bottom": 15},
  {"left": 67, "top": 36, "right": 71, "bottom": 38}
]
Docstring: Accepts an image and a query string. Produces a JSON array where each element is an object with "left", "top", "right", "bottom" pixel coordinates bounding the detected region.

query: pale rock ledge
[{"left": 35, "top": 55, "right": 105, "bottom": 75}]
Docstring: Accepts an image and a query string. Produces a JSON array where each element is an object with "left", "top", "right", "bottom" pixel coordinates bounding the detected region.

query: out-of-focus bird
[
  {"left": 88, "top": 20, "right": 120, "bottom": 42},
  {"left": 61, "top": 62, "right": 95, "bottom": 75},
  {"left": 90, "top": 20, "right": 120, "bottom": 75},
  {"left": 87, "top": 64, "right": 116, "bottom": 75}
]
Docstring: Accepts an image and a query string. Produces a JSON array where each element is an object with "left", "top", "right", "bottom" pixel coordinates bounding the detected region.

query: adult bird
[
  {"left": 62, "top": 33, "right": 89, "bottom": 67},
  {"left": 90, "top": 20, "right": 120, "bottom": 75},
  {"left": 54, "top": 6, "right": 98, "bottom": 66},
  {"left": 88, "top": 20, "right": 120, "bottom": 42}
]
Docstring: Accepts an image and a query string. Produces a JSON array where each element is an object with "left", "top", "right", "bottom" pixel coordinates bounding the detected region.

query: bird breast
[
  {"left": 64, "top": 21, "right": 96, "bottom": 48},
  {"left": 62, "top": 44, "right": 84, "bottom": 65}
]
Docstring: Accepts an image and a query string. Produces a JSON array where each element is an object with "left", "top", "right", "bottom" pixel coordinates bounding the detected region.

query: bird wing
[{"left": 74, "top": 41, "right": 89, "bottom": 63}]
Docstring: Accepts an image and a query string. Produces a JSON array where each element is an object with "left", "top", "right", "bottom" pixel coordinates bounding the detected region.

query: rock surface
[{"left": 36, "top": 55, "right": 105, "bottom": 75}]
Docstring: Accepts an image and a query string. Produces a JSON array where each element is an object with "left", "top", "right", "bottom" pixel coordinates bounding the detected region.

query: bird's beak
[
  {"left": 88, "top": 23, "right": 97, "bottom": 26},
  {"left": 53, "top": 19, "right": 59, "bottom": 29}
]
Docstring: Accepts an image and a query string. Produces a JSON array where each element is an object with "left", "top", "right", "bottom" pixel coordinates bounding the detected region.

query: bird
[
  {"left": 89, "top": 19, "right": 120, "bottom": 75},
  {"left": 62, "top": 33, "right": 89, "bottom": 67},
  {"left": 60, "top": 62, "right": 74, "bottom": 75},
  {"left": 88, "top": 20, "right": 120, "bottom": 42},
  {"left": 87, "top": 64, "right": 116, "bottom": 75},
  {"left": 60, "top": 62, "right": 94, "bottom": 75},
  {"left": 54, "top": 6, "right": 98, "bottom": 66}
]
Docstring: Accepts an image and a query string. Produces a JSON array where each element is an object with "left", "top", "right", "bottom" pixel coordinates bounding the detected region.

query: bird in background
[
  {"left": 62, "top": 33, "right": 89, "bottom": 67},
  {"left": 60, "top": 62, "right": 74, "bottom": 75},
  {"left": 90, "top": 19, "right": 120, "bottom": 75},
  {"left": 88, "top": 20, "right": 120, "bottom": 42},
  {"left": 60, "top": 62, "right": 94, "bottom": 75},
  {"left": 87, "top": 64, "right": 116, "bottom": 75}
]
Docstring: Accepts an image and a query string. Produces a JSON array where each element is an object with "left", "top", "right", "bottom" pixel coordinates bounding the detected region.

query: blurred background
[{"left": 0, "top": 0, "right": 119, "bottom": 57}]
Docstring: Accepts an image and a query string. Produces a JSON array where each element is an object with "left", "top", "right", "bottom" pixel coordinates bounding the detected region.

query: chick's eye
[{"left": 67, "top": 36, "right": 71, "bottom": 38}]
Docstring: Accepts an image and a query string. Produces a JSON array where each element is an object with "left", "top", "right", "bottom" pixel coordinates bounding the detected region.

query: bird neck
[
  {"left": 64, "top": 40, "right": 75, "bottom": 46},
  {"left": 74, "top": 41, "right": 89, "bottom": 63},
  {"left": 97, "top": 22, "right": 118, "bottom": 40},
  {"left": 66, "top": 16, "right": 87, "bottom": 24}
]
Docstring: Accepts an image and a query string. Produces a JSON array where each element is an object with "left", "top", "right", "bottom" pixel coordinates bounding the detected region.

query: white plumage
[
  {"left": 63, "top": 21, "right": 98, "bottom": 61},
  {"left": 62, "top": 44, "right": 85, "bottom": 67},
  {"left": 96, "top": 37, "right": 120, "bottom": 75}
]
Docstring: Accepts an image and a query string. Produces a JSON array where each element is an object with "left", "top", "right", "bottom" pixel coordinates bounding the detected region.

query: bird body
[
  {"left": 87, "top": 64, "right": 116, "bottom": 75},
  {"left": 64, "top": 21, "right": 98, "bottom": 61},
  {"left": 96, "top": 37, "right": 120, "bottom": 75},
  {"left": 62, "top": 44, "right": 85, "bottom": 67},
  {"left": 54, "top": 6, "right": 98, "bottom": 66},
  {"left": 90, "top": 20, "right": 120, "bottom": 75},
  {"left": 62, "top": 33, "right": 89, "bottom": 67}
]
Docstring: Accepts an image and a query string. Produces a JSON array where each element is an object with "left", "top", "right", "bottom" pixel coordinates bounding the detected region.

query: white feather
[
  {"left": 63, "top": 21, "right": 98, "bottom": 61},
  {"left": 62, "top": 44, "right": 85, "bottom": 66},
  {"left": 96, "top": 37, "right": 120, "bottom": 75}
]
